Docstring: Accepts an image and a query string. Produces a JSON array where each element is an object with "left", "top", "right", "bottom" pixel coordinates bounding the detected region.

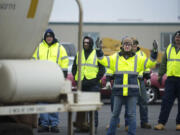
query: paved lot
[{"left": 34, "top": 101, "right": 179, "bottom": 135}]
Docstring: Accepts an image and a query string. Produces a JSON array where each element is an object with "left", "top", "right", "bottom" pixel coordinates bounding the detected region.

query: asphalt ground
[{"left": 34, "top": 100, "right": 179, "bottom": 135}]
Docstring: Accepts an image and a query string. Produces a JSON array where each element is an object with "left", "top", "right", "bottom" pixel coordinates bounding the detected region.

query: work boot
[
  {"left": 74, "top": 122, "right": 90, "bottom": 133},
  {"left": 51, "top": 126, "right": 60, "bottom": 133},
  {"left": 176, "top": 124, "right": 180, "bottom": 131},
  {"left": 141, "top": 123, "right": 152, "bottom": 129},
  {"left": 74, "top": 127, "right": 89, "bottom": 133},
  {"left": 154, "top": 123, "right": 165, "bottom": 130},
  {"left": 125, "top": 126, "right": 128, "bottom": 131},
  {"left": 73, "top": 122, "right": 79, "bottom": 128},
  {"left": 38, "top": 125, "right": 49, "bottom": 132}
]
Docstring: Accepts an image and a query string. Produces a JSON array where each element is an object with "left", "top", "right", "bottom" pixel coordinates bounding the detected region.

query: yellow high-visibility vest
[
  {"left": 136, "top": 50, "right": 150, "bottom": 77},
  {"left": 75, "top": 50, "right": 98, "bottom": 81},
  {"left": 166, "top": 44, "right": 180, "bottom": 77}
]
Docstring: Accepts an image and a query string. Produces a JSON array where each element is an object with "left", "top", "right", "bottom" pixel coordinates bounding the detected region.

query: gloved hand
[
  {"left": 151, "top": 40, "right": 158, "bottom": 60},
  {"left": 143, "top": 72, "right": 150, "bottom": 79},
  {"left": 105, "top": 81, "right": 112, "bottom": 90},
  {"left": 158, "top": 76, "right": 163, "bottom": 85},
  {"left": 95, "top": 37, "right": 102, "bottom": 50},
  {"left": 146, "top": 79, "right": 151, "bottom": 86},
  {"left": 152, "top": 40, "right": 158, "bottom": 53}
]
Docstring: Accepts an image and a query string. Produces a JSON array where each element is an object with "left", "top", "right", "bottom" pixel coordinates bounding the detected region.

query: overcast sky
[{"left": 49, "top": 0, "right": 180, "bottom": 22}]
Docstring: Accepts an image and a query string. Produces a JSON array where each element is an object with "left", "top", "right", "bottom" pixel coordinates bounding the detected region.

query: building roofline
[{"left": 49, "top": 21, "right": 180, "bottom": 26}]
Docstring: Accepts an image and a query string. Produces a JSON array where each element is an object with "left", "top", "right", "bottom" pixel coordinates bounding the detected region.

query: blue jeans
[
  {"left": 125, "top": 79, "right": 148, "bottom": 126},
  {"left": 107, "top": 96, "right": 137, "bottom": 135},
  {"left": 110, "top": 95, "right": 120, "bottom": 124},
  {"left": 39, "top": 103, "right": 59, "bottom": 127}
]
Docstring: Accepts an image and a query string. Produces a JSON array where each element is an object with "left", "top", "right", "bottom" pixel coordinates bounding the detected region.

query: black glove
[
  {"left": 153, "top": 40, "right": 158, "bottom": 53},
  {"left": 158, "top": 76, "right": 163, "bottom": 85},
  {"left": 95, "top": 37, "right": 102, "bottom": 50},
  {"left": 143, "top": 72, "right": 150, "bottom": 79},
  {"left": 150, "top": 40, "right": 158, "bottom": 60},
  {"left": 82, "top": 78, "right": 97, "bottom": 87}
]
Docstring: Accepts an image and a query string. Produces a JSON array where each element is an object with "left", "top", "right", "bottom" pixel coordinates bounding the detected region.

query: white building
[{"left": 48, "top": 22, "right": 180, "bottom": 51}]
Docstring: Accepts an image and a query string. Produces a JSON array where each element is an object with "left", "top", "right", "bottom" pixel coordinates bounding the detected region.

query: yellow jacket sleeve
[
  {"left": 106, "top": 67, "right": 114, "bottom": 76},
  {"left": 58, "top": 45, "right": 69, "bottom": 71},
  {"left": 32, "top": 45, "right": 39, "bottom": 60}
]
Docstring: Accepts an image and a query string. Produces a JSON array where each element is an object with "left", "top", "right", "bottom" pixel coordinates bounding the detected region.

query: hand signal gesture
[
  {"left": 95, "top": 37, "right": 102, "bottom": 50},
  {"left": 152, "top": 40, "right": 158, "bottom": 52}
]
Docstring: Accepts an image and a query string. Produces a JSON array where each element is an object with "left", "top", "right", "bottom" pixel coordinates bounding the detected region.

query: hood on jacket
[
  {"left": 83, "top": 36, "right": 94, "bottom": 51},
  {"left": 44, "top": 28, "right": 58, "bottom": 45}
]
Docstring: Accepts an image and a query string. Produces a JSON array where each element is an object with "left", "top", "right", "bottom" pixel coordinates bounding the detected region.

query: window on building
[{"left": 161, "top": 32, "right": 174, "bottom": 51}]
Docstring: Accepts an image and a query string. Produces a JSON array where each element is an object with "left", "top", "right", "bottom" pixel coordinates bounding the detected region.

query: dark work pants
[{"left": 158, "top": 77, "right": 180, "bottom": 125}]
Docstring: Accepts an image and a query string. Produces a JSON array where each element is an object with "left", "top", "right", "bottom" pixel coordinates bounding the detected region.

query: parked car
[
  {"left": 100, "top": 75, "right": 112, "bottom": 99},
  {"left": 61, "top": 42, "right": 76, "bottom": 57},
  {"left": 146, "top": 72, "right": 167, "bottom": 104}
]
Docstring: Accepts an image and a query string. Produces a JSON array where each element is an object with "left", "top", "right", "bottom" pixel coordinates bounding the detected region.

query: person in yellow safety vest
[
  {"left": 96, "top": 37, "right": 158, "bottom": 135},
  {"left": 72, "top": 36, "right": 105, "bottom": 133},
  {"left": 105, "top": 38, "right": 152, "bottom": 131},
  {"left": 154, "top": 30, "right": 180, "bottom": 131},
  {"left": 32, "top": 29, "right": 69, "bottom": 133},
  {"left": 123, "top": 37, "right": 152, "bottom": 131}
]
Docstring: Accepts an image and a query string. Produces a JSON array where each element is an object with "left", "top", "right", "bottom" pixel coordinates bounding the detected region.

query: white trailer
[{"left": 0, "top": 0, "right": 102, "bottom": 134}]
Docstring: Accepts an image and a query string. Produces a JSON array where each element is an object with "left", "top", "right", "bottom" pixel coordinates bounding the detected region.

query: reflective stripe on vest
[
  {"left": 106, "top": 56, "right": 110, "bottom": 68},
  {"left": 56, "top": 44, "right": 60, "bottom": 63},
  {"left": 114, "top": 84, "right": 139, "bottom": 89},
  {"left": 37, "top": 46, "right": 40, "bottom": 60}
]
